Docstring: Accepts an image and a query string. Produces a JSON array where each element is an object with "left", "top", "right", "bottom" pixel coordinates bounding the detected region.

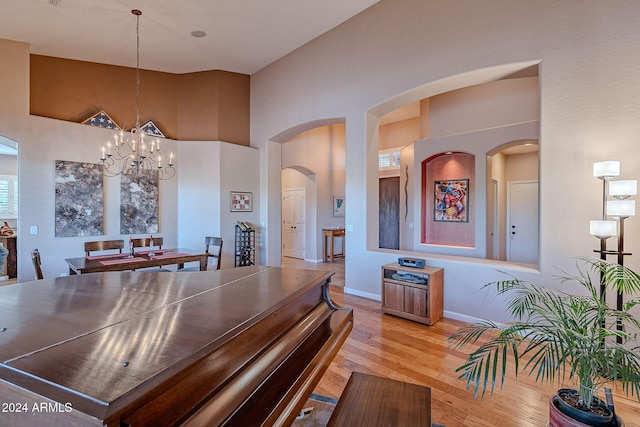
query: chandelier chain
[{"left": 135, "top": 11, "right": 141, "bottom": 129}]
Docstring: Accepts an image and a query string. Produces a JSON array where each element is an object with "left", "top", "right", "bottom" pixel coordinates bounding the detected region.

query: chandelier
[{"left": 100, "top": 9, "right": 175, "bottom": 180}]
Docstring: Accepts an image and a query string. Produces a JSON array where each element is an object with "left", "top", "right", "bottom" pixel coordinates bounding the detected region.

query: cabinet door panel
[
  {"left": 383, "top": 282, "right": 404, "bottom": 311},
  {"left": 404, "top": 287, "right": 427, "bottom": 317}
]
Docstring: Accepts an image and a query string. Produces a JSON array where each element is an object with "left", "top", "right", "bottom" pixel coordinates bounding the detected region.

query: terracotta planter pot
[{"left": 549, "top": 395, "right": 624, "bottom": 427}]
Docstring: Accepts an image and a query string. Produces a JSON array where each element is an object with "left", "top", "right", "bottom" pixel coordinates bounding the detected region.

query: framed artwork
[
  {"left": 120, "top": 170, "right": 159, "bottom": 234},
  {"left": 333, "top": 196, "right": 345, "bottom": 217},
  {"left": 55, "top": 160, "right": 104, "bottom": 237},
  {"left": 434, "top": 179, "right": 468, "bottom": 222},
  {"left": 231, "top": 191, "right": 253, "bottom": 212}
]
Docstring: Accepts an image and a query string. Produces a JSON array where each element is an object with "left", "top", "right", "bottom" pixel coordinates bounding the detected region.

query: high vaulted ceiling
[{"left": 0, "top": 0, "right": 379, "bottom": 75}]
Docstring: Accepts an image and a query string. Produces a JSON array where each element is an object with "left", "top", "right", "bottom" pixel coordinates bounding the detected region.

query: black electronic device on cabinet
[{"left": 398, "top": 257, "right": 426, "bottom": 269}]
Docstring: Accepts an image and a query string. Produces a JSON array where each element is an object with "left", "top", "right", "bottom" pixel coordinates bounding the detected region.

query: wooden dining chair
[
  {"left": 131, "top": 237, "right": 164, "bottom": 252},
  {"left": 31, "top": 249, "right": 43, "bottom": 280},
  {"left": 178, "top": 236, "right": 223, "bottom": 272},
  {"left": 131, "top": 237, "right": 170, "bottom": 272},
  {"left": 84, "top": 240, "right": 125, "bottom": 257}
]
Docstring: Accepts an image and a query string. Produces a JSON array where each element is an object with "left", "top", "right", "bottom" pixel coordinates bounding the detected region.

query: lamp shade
[
  {"left": 593, "top": 161, "right": 620, "bottom": 178},
  {"left": 607, "top": 199, "right": 636, "bottom": 218},
  {"left": 589, "top": 220, "right": 618, "bottom": 239},
  {"left": 609, "top": 180, "right": 638, "bottom": 198}
]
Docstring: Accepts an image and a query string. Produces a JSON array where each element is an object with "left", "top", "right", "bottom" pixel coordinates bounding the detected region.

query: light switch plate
[{"left": 30, "top": 226, "right": 38, "bottom": 235}]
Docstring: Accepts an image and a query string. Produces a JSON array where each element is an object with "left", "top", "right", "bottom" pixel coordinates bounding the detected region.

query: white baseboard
[
  {"left": 304, "top": 258, "right": 323, "bottom": 264},
  {"left": 343, "top": 287, "right": 381, "bottom": 301}
]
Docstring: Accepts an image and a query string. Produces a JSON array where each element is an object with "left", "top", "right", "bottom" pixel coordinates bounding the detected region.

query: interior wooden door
[
  {"left": 507, "top": 180, "right": 539, "bottom": 264},
  {"left": 379, "top": 177, "right": 400, "bottom": 249},
  {"left": 282, "top": 188, "right": 305, "bottom": 259}
]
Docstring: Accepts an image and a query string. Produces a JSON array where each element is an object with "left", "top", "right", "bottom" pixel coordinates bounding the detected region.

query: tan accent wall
[
  {"left": 30, "top": 55, "right": 249, "bottom": 144},
  {"left": 177, "top": 70, "right": 250, "bottom": 145}
]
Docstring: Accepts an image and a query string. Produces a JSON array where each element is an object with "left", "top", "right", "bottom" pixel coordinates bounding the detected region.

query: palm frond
[{"left": 450, "top": 259, "right": 640, "bottom": 407}]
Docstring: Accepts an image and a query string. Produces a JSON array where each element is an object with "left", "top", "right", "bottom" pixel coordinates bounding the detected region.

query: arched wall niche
[
  {"left": 365, "top": 61, "right": 540, "bottom": 262},
  {"left": 421, "top": 152, "right": 475, "bottom": 247}
]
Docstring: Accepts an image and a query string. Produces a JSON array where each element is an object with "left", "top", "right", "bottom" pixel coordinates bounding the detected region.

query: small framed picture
[
  {"left": 333, "top": 196, "right": 345, "bottom": 217},
  {"left": 231, "top": 191, "right": 253, "bottom": 212}
]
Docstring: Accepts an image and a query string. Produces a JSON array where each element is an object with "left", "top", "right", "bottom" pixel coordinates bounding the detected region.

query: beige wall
[
  {"left": 0, "top": 154, "right": 17, "bottom": 176},
  {"left": 428, "top": 77, "right": 539, "bottom": 138},
  {"left": 379, "top": 117, "right": 419, "bottom": 151}
]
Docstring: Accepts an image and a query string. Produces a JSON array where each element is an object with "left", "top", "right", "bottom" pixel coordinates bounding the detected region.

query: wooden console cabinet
[{"left": 381, "top": 263, "right": 443, "bottom": 325}]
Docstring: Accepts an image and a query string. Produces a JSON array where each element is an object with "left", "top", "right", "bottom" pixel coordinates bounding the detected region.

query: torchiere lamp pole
[{"left": 591, "top": 161, "right": 636, "bottom": 343}]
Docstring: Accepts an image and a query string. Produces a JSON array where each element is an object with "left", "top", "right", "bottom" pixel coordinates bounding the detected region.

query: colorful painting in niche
[
  {"left": 434, "top": 179, "right": 468, "bottom": 222},
  {"left": 120, "top": 171, "right": 159, "bottom": 234},
  {"left": 55, "top": 160, "right": 104, "bottom": 237}
]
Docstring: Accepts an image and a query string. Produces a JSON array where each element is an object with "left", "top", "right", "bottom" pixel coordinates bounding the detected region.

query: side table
[{"left": 322, "top": 228, "right": 345, "bottom": 262}]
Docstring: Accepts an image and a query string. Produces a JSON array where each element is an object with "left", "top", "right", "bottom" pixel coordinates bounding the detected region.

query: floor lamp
[{"left": 590, "top": 161, "right": 636, "bottom": 342}]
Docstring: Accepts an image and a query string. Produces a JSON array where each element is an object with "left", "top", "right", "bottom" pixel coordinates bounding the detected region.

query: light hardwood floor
[{"left": 283, "top": 257, "right": 640, "bottom": 427}]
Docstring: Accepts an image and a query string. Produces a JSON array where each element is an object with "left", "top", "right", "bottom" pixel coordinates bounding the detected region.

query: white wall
[
  {"left": 251, "top": 0, "right": 640, "bottom": 323},
  {"left": 178, "top": 141, "right": 260, "bottom": 269}
]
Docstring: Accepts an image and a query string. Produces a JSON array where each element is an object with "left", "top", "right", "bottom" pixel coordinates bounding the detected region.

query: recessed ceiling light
[{"left": 191, "top": 30, "right": 207, "bottom": 38}]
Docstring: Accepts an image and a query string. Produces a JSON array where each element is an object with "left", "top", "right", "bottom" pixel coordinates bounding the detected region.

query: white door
[
  {"left": 507, "top": 181, "right": 538, "bottom": 264},
  {"left": 282, "top": 188, "right": 305, "bottom": 259}
]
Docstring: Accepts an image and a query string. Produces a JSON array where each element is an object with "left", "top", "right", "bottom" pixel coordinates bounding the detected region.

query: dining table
[{"left": 64, "top": 248, "right": 208, "bottom": 275}]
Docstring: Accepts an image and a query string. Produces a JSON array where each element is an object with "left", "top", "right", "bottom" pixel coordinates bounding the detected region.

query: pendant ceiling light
[{"left": 100, "top": 9, "right": 175, "bottom": 180}]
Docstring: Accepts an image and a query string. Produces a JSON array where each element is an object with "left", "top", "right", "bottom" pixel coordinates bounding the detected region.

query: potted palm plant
[{"left": 449, "top": 258, "right": 640, "bottom": 426}]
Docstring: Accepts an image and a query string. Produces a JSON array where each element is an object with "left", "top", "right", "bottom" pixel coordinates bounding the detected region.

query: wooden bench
[{"left": 327, "top": 372, "right": 431, "bottom": 426}]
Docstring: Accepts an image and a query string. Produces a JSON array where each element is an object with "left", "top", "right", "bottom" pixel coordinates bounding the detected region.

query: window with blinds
[
  {"left": 0, "top": 175, "right": 18, "bottom": 218},
  {"left": 378, "top": 148, "right": 401, "bottom": 171}
]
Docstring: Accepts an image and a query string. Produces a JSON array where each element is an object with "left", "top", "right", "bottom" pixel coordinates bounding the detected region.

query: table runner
[
  {"left": 100, "top": 257, "right": 145, "bottom": 265},
  {"left": 86, "top": 253, "right": 128, "bottom": 261},
  {"left": 149, "top": 253, "right": 191, "bottom": 260}
]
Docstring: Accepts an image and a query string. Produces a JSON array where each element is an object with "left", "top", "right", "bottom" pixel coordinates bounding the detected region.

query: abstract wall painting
[
  {"left": 230, "top": 191, "right": 253, "bottom": 212},
  {"left": 333, "top": 196, "right": 345, "bottom": 217},
  {"left": 55, "top": 160, "right": 104, "bottom": 237},
  {"left": 434, "top": 179, "right": 469, "bottom": 222},
  {"left": 120, "top": 171, "right": 159, "bottom": 234}
]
